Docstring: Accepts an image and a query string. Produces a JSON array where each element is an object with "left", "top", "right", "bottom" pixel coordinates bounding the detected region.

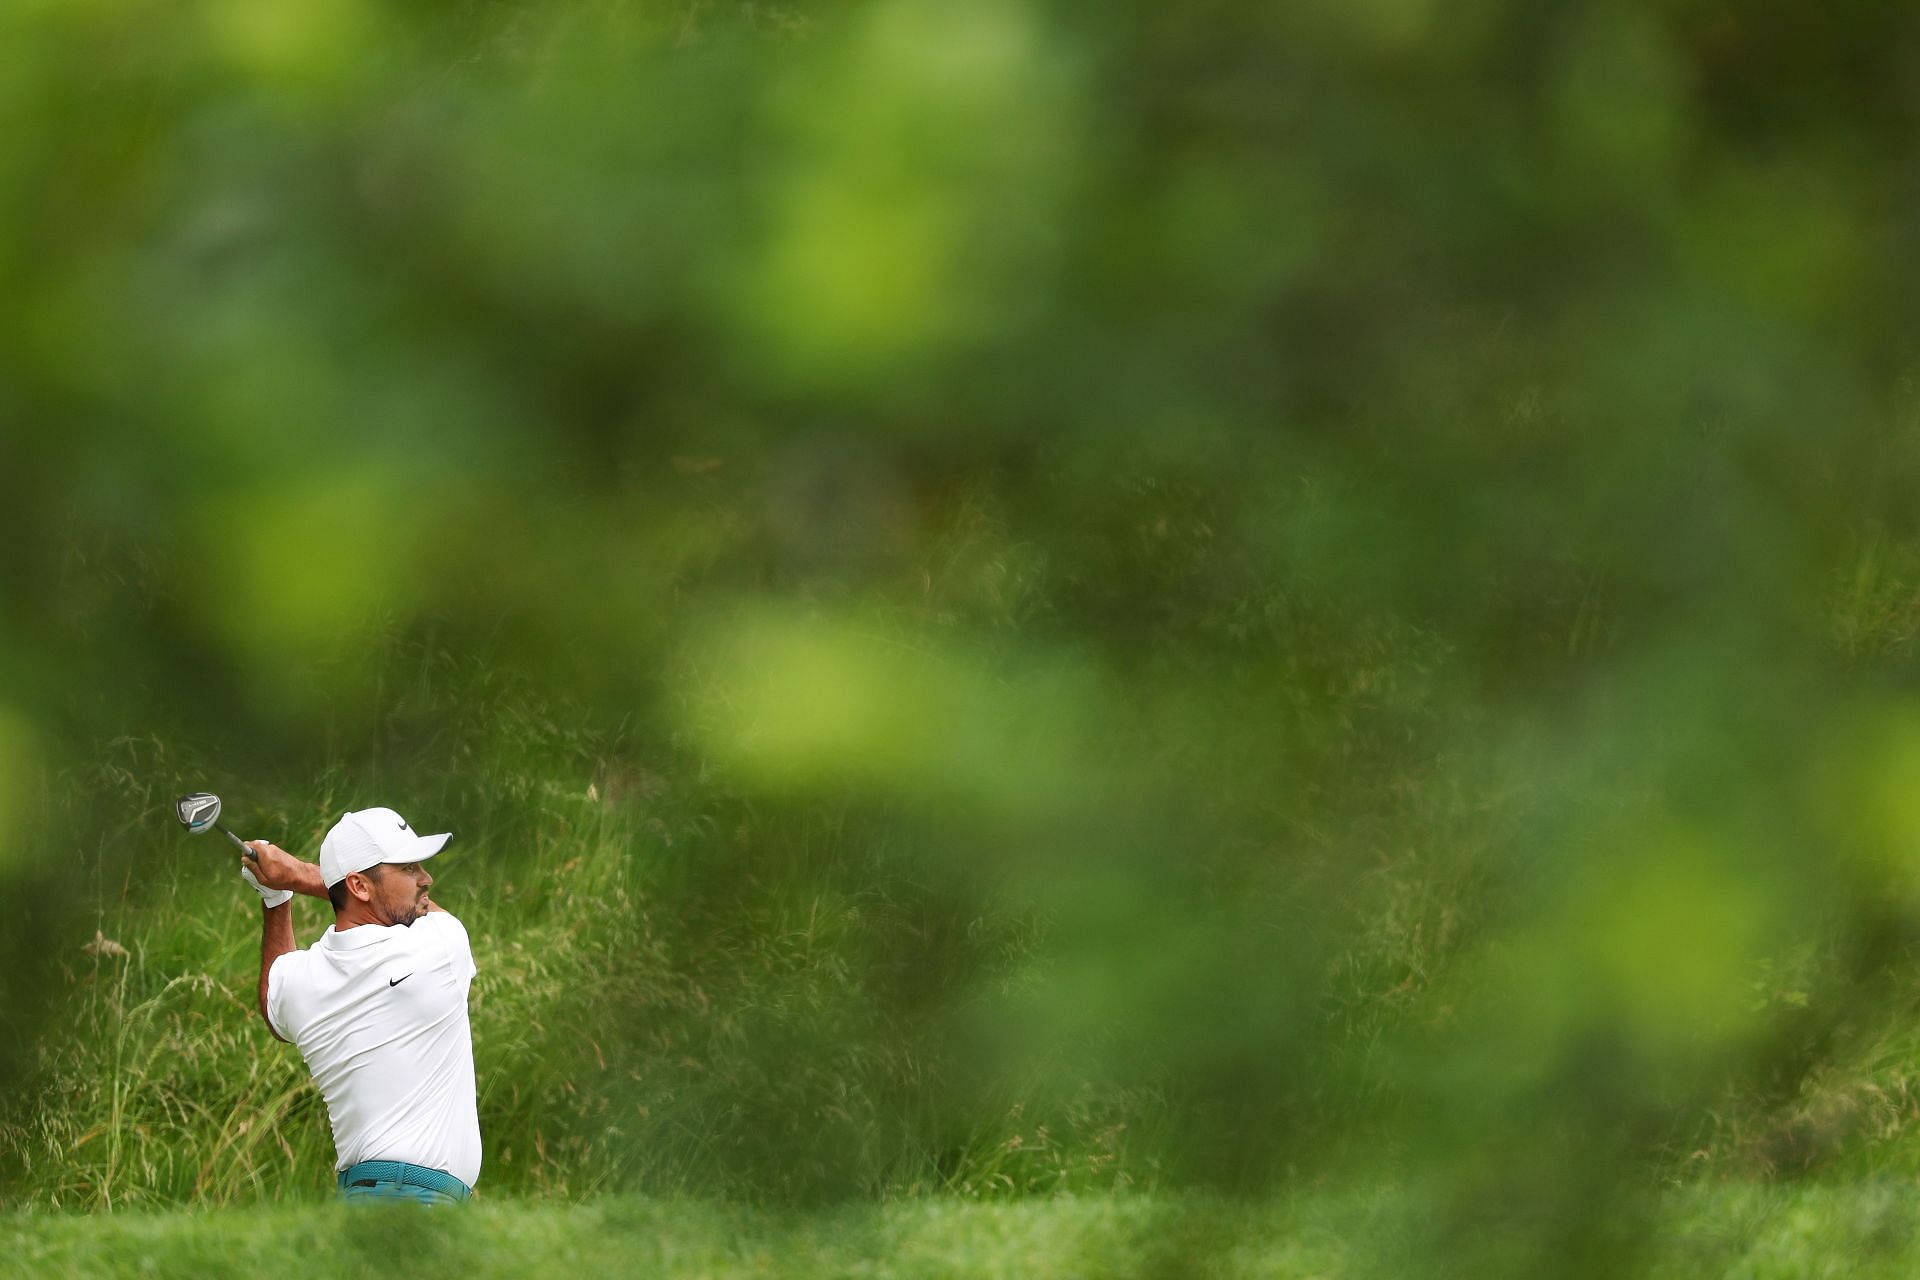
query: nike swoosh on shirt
[{"left": 389, "top": 974, "right": 413, "bottom": 987}]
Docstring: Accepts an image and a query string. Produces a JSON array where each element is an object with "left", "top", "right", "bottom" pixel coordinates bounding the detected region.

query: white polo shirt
[{"left": 266, "top": 911, "right": 482, "bottom": 1187}]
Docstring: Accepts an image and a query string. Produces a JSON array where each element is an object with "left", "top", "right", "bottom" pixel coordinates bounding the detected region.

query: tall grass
[{"left": 1, "top": 660, "right": 1178, "bottom": 1207}]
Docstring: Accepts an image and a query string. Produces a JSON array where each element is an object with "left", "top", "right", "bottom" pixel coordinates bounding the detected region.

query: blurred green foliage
[{"left": 7, "top": 0, "right": 1920, "bottom": 1272}]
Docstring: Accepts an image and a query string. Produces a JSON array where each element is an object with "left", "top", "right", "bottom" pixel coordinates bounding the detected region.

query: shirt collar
[{"left": 320, "top": 922, "right": 402, "bottom": 950}]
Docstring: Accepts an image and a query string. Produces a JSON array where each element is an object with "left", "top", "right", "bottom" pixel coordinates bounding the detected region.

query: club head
[{"left": 176, "top": 792, "right": 223, "bottom": 834}]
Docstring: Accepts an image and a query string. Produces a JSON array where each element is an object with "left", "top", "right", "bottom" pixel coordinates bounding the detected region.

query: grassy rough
[{"left": 4, "top": 718, "right": 1153, "bottom": 1208}]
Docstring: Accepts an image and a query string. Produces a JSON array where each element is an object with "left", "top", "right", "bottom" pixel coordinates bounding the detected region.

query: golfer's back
[{"left": 267, "top": 912, "right": 482, "bottom": 1187}]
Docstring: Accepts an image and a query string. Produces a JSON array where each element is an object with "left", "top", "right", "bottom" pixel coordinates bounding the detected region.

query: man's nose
[{"left": 420, "top": 870, "right": 433, "bottom": 888}]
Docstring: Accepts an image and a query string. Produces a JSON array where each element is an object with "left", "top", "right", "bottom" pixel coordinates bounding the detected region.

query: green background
[{"left": 6, "top": 0, "right": 1920, "bottom": 1273}]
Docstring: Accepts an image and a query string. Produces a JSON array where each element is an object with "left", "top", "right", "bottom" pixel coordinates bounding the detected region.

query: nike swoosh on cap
[{"left": 390, "top": 974, "right": 413, "bottom": 987}]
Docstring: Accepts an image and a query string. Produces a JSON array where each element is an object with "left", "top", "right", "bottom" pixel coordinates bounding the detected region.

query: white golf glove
[{"left": 241, "top": 861, "right": 294, "bottom": 909}]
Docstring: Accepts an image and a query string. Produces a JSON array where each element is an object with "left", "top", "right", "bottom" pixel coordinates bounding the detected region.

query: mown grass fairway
[
  {"left": 7, "top": 1195, "right": 1314, "bottom": 1279},
  {"left": 12, "top": 1185, "right": 1920, "bottom": 1279}
]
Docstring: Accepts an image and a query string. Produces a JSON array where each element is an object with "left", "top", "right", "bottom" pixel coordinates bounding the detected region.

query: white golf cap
[{"left": 319, "top": 807, "right": 454, "bottom": 888}]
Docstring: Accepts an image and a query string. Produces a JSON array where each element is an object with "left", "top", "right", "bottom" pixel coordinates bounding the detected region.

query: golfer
[{"left": 239, "top": 807, "right": 480, "bottom": 1205}]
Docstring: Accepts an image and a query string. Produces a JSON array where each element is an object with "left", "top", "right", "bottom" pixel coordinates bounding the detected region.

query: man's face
[{"left": 356, "top": 861, "right": 433, "bottom": 927}]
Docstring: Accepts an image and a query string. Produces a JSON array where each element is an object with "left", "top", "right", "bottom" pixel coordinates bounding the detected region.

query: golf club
[{"left": 175, "top": 792, "right": 257, "bottom": 859}]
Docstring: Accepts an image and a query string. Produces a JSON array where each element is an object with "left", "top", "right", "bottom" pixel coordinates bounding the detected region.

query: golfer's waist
[{"left": 337, "top": 1159, "right": 472, "bottom": 1199}]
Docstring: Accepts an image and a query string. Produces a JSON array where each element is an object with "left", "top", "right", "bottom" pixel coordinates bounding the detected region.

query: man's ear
[{"left": 347, "top": 869, "right": 376, "bottom": 903}]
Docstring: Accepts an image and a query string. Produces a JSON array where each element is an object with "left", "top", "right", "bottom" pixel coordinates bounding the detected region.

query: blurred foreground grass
[{"left": 13, "top": 1184, "right": 1920, "bottom": 1280}]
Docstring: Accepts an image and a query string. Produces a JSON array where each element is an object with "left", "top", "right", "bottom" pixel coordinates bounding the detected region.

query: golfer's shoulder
[
  {"left": 410, "top": 908, "right": 478, "bottom": 979},
  {"left": 412, "top": 908, "right": 473, "bottom": 949},
  {"left": 265, "top": 942, "right": 318, "bottom": 1006},
  {"left": 272, "top": 937, "right": 319, "bottom": 972}
]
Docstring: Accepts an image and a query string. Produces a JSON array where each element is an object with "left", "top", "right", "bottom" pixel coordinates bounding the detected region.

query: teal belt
[{"left": 337, "top": 1159, "right": 472, "bottom": 1202}]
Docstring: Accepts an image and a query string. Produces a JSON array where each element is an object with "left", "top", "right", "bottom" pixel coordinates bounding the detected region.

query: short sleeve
[
  {"left": 418, "top": 911, "right": 478, "bottom": 984},
  {"left": 265, "top": 951, "right": 297, "bottom": 1041}
]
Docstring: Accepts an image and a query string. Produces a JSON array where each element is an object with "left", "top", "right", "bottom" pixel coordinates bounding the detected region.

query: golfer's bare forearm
[
  {"left": 259, "top": 901, "right": 294, "bottom": 1042},
  {"left": 277, "top": 857, "right": 327, "bottom": 899},
  {"left": 245, "top": 842, "right": 328, "bottom": 899}
]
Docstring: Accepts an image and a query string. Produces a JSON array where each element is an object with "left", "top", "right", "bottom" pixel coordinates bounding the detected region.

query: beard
[{"left": 382, "top": 896, "right": 427, "bottom": 928}]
